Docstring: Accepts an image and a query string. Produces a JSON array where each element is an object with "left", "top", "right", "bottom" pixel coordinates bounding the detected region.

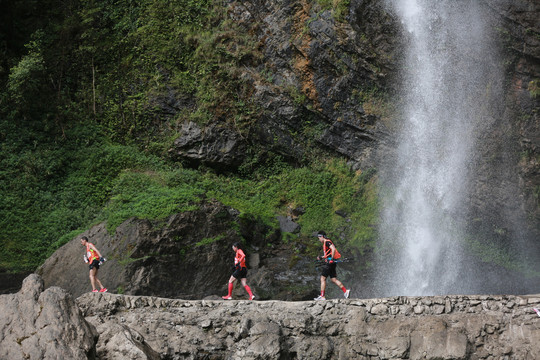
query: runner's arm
[
  {"left": 237, "top": 251, "right": 246, "bottom": 263},
  {"left": 329, "top": 244, "right": 336, "bottom": 260}
]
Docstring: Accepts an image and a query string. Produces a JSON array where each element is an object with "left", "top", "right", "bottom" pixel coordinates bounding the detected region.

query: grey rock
[
  {"left": 74, "top": 292, "right": 540, "bottom": 359},
  {"left": 371, "top": 303, "right": 388, "bottom": 315},
  {"left": 410, "top": 319, "right": 468, "bottom": 360},
  {"left": 170, "top": 121, "right": 247, "bottom": 171},
  {"left": 0, "top": 274, "right": 97, "bottom": 360},
  {"left": 89, "top": 320, "right": 160, "bottom": 360},
  {"left": 277, "top": 215, "right": 301, "bottom": 233}
]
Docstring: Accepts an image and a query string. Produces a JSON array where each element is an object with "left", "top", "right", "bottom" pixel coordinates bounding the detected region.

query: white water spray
[{"left": 377, "top": 0, "right": 500, "bottom": 296}]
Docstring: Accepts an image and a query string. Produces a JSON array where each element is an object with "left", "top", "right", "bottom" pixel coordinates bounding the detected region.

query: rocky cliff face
[
  {"left": 37, "top": 200, "right": 330, "bottom": 301},
  {"left": 170, "top": 0, "right": 399, "bottom": 171},
  {"left": 169, "top": 0, "right": 539, "bottom": 248},
  {"left": 468, "top": 0, "right": 540, "bottom": 247}
]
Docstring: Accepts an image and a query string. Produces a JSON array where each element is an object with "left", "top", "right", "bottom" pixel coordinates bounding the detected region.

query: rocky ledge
[
  {"left": 77, "top": 292, "right": 540, "bottom": 359},
  {"left": 2, "top": 275, "right": 540, "bottom": 359}
]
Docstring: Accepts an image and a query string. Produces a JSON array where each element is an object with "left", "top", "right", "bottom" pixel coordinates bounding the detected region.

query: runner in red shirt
[
  {"left": 222, "top": 242, "right": 255, "bottom": 300},
  {"left": 314, "top": 231, "right": 350, "bottom": 300}
]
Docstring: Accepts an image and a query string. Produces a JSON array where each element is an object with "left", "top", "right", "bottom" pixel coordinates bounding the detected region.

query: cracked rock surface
[{"left": 77, "top": 291, "right": 540, "bottom": 360}]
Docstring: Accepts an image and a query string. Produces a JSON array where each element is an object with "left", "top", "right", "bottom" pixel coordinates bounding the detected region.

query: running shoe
[
  {"left": 534, "top": 308, "right": 540, "bottom": 317},
  {"left": 99, "top": 288, "right": 108, "bottom": 293},
  {"left": 314, "top": 295, "right": 326, "bottom": 301},
  {"left": 222, "top": 295, "right": 232, "bottom": 300},
  {"left": 92, "top": 289, "right": 98, "bottom": 293},
  {"left": 250, "top": 294, "right": 256, "bottom": 300},
  {"left": 344, "top": 289, "right": 350, "bottom": 299}
]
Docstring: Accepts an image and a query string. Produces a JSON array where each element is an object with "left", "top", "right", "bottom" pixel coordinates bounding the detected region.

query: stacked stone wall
[{"left": 77, "top": 292, "right": 540, "bottom": 359}]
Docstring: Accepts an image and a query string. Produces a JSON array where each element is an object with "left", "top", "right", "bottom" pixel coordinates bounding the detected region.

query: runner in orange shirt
[
  {"left": 81, "top": 236, "right": 107, "bottom": 293},
  {"left": 314, "top": 231, "right": 350, "bottom": 300},
  {"left": 222, "top": 242, "right": 255, "bottom": 300}
]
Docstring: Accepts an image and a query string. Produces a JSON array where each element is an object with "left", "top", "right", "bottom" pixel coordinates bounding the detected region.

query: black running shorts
[
  {"left": 321, "top": 263, "right": 337, "bottom": 278},
  {"left": 89, "top": 259, "right": 100, "bottom": 270},
  {"left": 232, "top": 267, "right": 248, "bottom": 279}
]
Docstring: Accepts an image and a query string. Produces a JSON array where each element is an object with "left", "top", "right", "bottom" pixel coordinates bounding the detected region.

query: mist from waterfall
[{"left": 376, "top": 0, "right": 502, "bottom": 296}]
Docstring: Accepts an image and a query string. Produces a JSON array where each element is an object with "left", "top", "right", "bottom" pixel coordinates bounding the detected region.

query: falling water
[{"left": 377, "top": 0, "right": 502, "bottom": 296}]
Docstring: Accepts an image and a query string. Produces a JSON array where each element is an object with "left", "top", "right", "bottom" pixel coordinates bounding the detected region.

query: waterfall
[{"left": 376, "top": 0, "right": 501, "bottom": 296}]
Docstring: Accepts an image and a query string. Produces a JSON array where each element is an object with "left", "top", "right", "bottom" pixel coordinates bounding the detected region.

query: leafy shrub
[
  {"left": 205, "top": 159, "right": 378, "bottom": 255},
  {"left": 100, "top": 170, "right": 203, "bottom": 231},
  {"left": 0, "top": 139, "right": 168, "bottom": 271},
  {"left": 195, "top": 234, "right": 226, "bottom": 247}
]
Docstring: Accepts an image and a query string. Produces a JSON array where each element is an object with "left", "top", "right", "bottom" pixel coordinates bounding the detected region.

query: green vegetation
[
  {"left": 101, "top": 169, "right": 203, "bottom": 232},
  {"left": 207, "top": 159, "right": 378, "bottom": 251},
  {"left": 98, "top": 158, "right": 378, "bottom": 252},
  {"left": 316, "top": 0, "right": 351, "bottom": 22},
  {"left": 0, "top": 122, "right": 378, "bottom": 272},
  {"left": 196, "top": 234, "right": 226, "bottom": 247},
  {"left": 466, "top": 237, "right": 540, "bottom": 278},
  {"left": 352, "top": 86, "right": 397, "bottom": 129},
  {"left": 529, "top": 79, "right": 540, "bottom": 98},
  {"left": 0, "top": 0, "right": 378, "bottom": 274}
]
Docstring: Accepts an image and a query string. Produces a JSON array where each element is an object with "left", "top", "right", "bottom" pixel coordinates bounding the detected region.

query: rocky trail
[{"left": 2, "top": 274, "right": 540, "bottom": 359}]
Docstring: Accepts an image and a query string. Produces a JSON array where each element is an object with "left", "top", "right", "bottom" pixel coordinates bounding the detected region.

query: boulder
[
  {"left": 0, "top": 274, "right": 98, "bottom": 360},
  {"left": 277, "top": 215, "right": 300, "bottom": 233},
  {"left": 169, "top": 121, "right": 247, "bottom": 171},
  {"left": 37, "top": 200, "right": 246, "bottom": 299}
]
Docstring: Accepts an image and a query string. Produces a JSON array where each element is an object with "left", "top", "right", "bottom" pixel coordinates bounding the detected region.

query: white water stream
[{"left": 377, "top": 0, "right": 500, "bottom": 296}]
